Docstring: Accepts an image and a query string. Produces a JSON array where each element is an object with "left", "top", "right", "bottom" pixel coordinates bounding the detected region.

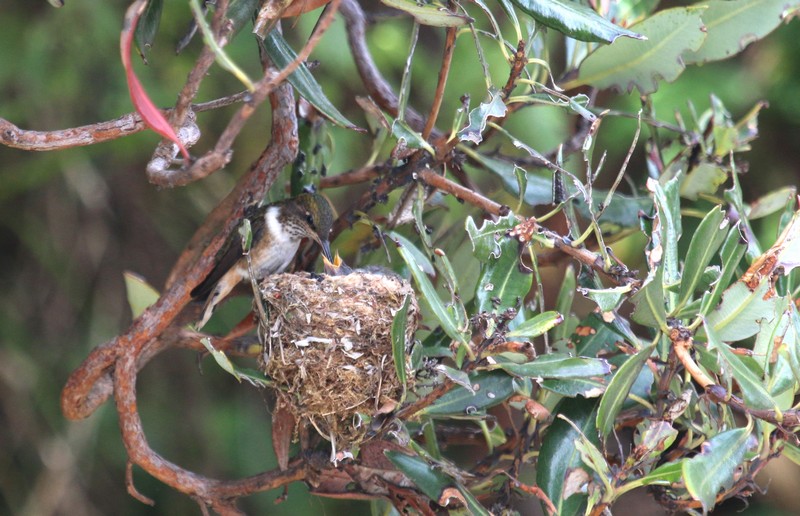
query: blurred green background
[{"left": 2, "top": 1, "right": 800, "bottom": 514}]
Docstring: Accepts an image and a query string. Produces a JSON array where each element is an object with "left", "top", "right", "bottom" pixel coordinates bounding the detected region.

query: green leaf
[
  {"left": 472, "top": 153, "right": 553, "bottom": 206},
  {"left": 596, "top": 345, "right": 655, "bottom": 438},
  {"left": 554, "top": 266, "right": 577, "bottom": 342},
  {"left": 704, "top": 317, "right": 779, "bottom": 412},
  {"left": 380, "top": 0, "right": 472, "bottom": 27},
  {"left": 199, "top": 338, "right": 272, "bottom": 387},
  {"left": 540, "top": 377, "right": 606, "bottom": 398},
  {"left": 568, "top": 312, "right": 630, "bottom": 357},
  {"left": 385, "top": 451, "right": 453, "bottom": 501},
  {"left": 495, "top": 353, "right": 611, "bottom": 379},
  {"left": 458, "top": 90, "right": 507, "bottom": 144},
  {"left": 537, "top": 397, "right": 600, "bottom": 516},
  {"left": 421, "top": 370, "right": 519, "bottom": 416},
  {"left": 393, "top": 233, "right": 467, "bottom": 345},
  {"left": 506, "top": 311, "right": 564, "bottom": 338},
  {"left": 391, "top": 119, "right": 436, "bottom": 156},
  {"left": 680, "top": 162, "right": 728, "bottom": 200},
  {"left": 390, "top": 232, "right": 435, "bottom": 276},
  {"left": 123, "top": 271, "right": 160, "bottom": 319},
  {"left": 466, "top": 215, "right": 532, "bottom": 314},
  {"left": 631, "top": 266, "right": 667, "bottom": 331},
  {"left": 263, "top": 31, "right": 361, "bottom": 131},
  {"left": 700, "top": 224, "right": 747, "bottom": 315},
  {"left": 510, "top": 0, "right": 645, "bottom": 43},
  {"left": 705, "top": 281, "right": 782, "bottom": 341},
  {"left": 748, "top": 187, "right": 797, "bottom": 220},
  {"left": 580, "top": 285, "right": 631, "bottom": 312},
  {"left": 635, "top": 460, "right": 684, "bottom": 487},
  {"left": 573, "top": 7, "right": 707, "bottom": 94},
  {"left": 683, "top": 425, "right": 753, "bottom": 514},
  {"left": 685, "top": 0, "right": 800, "bottom": 65},
  {"left": 134, "top": 0, "right": 163, "bottom": 61},
  {"left": 391, "top": 295, "right": 411, "bottom": 392},
  {"left": 676, "top": 206, "right": 729, "bottom": 310}
]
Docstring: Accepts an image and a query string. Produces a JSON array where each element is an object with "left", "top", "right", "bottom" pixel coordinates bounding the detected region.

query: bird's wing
[{"left": 190, "top": 206, "right": 266, "bottom": 300}]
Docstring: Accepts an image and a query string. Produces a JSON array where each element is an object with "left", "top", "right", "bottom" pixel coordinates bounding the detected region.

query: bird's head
[{"left": 286, "top": 193, "right": 335, "bottom": 262}]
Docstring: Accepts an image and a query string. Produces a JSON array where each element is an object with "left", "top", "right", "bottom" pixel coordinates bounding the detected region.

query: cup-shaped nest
[{"left": 259, "top": 271, "right": 418, "bottom": 450}]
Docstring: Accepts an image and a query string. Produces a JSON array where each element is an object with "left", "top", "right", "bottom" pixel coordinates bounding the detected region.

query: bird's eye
[{"left": 305, "top": 212, "right": 314, "bottom": 226}]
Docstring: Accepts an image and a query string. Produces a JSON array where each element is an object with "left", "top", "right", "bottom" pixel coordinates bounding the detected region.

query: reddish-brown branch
[
  {"left": 0, "top": 93, "right": 248, "bottom": 152},
  {"left": 422, "top": 25, "right": 456, "bottom": 141}
]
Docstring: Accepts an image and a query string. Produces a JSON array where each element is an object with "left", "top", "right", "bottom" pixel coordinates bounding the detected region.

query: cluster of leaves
[{"left": 63, "top": 0, "right": 800, "bottom": 513}]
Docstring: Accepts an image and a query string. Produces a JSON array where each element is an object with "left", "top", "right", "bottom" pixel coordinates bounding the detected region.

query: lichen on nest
[{"left": 258, "top": 271, "right": 418, "bottom": 450}]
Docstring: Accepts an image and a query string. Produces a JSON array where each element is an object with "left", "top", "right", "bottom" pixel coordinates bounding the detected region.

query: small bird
[{"left": 191, "top": 193, "right": 335, "bottom": 328}]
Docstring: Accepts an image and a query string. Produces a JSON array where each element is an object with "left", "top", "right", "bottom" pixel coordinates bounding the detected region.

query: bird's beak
[{"left": 320, "top": 239, "right": 333, "bottom": 263}]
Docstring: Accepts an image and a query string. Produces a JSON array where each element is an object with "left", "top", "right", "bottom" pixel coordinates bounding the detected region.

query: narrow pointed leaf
[
  {"left": 263, "top": 31, "right": 362, "bottom": 131},
  {"left": 385, "top": 451, "right": 453, "bottom": 500},
  {"left": 495, "top": 353, "right": 611, "bottom": 379},
  {"left": 391, "top": 295, "right": 411, "bottom": 390},
  {"left": 393, "top": 234, "right": 467, "bottom": 344},
  {"left": 540, "top": 377, "right": 606, "bottom": 398},
  {"left": 510, "top": 0, "right": 645, "bottom": 43},
  {"left": 677, "top": 206, "right": 729, "bottom": 309},
  {"left": 573, "top": 7, "right": 707, "bottom": 94},
  {"left": 134, "top": 0, "right": 163, "bottom": 61},
  {"left": 597, "top": 345, "right": 655, "bottom": 438}
]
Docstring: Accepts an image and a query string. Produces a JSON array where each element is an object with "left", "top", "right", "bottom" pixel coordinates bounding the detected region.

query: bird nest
[{"left": 258, "top": 271, "right": 418, "bottom": 452}]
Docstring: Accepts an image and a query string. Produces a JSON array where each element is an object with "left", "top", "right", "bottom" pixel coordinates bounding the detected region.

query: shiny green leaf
[
  {"left": 510, "top": 0, "right": 645, "bottom": 43},
  {"left": 421, "top": 370, "right": 518, "bottom": 416},
  {"left": 597, "top": 345, "right": 655, "bottom": 438},
  {"left": 496, "top": 353, "right": 611, "bottom": 379},
  {"left": 263, "top": 31, "right": 361, "bottom": 130},
  {"left": 573, "top": 7, "right": 706, "bottom": 94},
  {"left": 537, "top": 397, "right": 600, "bottom": 516}
]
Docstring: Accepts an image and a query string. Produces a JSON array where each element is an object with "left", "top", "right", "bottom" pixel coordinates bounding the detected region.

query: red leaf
[{"left": 121, "top": 0, "right": 190, "bottom": 161}]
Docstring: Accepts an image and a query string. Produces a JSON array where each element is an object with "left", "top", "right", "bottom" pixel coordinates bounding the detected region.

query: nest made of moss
[{"left": 259, "top": 271, "right": 418, "bottom": 451}]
